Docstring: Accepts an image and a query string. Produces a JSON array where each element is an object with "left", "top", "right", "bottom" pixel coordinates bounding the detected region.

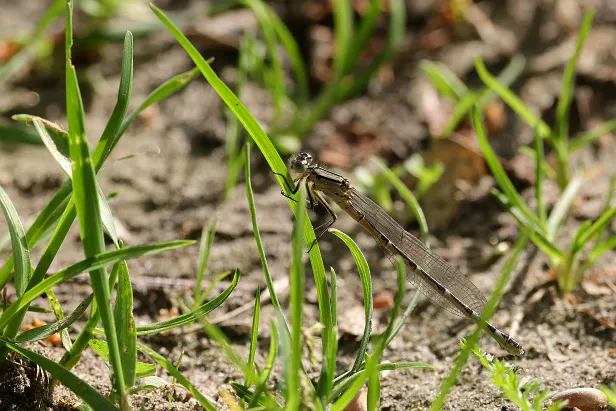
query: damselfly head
[{"left": 290, "top": 152, "right": 313, "bottom": 173}]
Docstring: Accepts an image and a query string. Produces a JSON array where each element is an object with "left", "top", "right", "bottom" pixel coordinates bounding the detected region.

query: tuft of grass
[
  {"left": 464, "top": 343, "right": 566, "bottom": 411},
  {"left": 0, "top": 2, "right": 241, "bottom": 409},
  {"left": 475, "top": 10, "right": 616, "bottom": 192},
  {"left": 473, "top": 106, "right": 616, "bottom": 292},
  {"left": 233, "top": 0, "right": 406, "bottom": 153}
]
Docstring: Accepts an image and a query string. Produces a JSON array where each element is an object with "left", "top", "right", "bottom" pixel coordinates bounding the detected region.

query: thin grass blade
[
  {"left": 113, "top": 259, "right": 137, "bottom": 387},
  {"left": 329, "top": 229, "right": 372, "bottom": 373},
  {"left": 15, "top": 294, "right": 93, "bottom": 344},
  {"left": 475, "top": 58, "right": 551, "bottom": 138},
  {"left": 0, "top": 186, "right": 30, "bottom": 297}
]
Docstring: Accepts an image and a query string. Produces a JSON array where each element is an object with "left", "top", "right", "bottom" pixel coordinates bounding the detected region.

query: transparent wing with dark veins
[{"left": 348, "top": 188, "right": 487, "bottom": 317}]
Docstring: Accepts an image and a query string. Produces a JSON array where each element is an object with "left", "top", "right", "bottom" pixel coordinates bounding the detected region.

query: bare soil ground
[{"left": 0, "top": 0, "right": 615, "bottom": 410}]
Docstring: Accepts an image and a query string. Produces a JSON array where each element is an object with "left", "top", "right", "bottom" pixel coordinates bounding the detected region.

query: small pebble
[{"left": 551, "top": 388, "right": 607, "bottom": 411}]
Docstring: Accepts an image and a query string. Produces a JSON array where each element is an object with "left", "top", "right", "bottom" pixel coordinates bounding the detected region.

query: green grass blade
[
  {"left": 113, "top": 259, "right": 137, "bottom": 387},
  {"left": 0, "top": 185, "right": 30, "bottom": 298},
  {"left": 241, "top": 0, "right": 287, "bottom": 129},
  {"left": 329, "top": 360, "right": 431, "bottom": 401},
  {"left": 88, "top": 339, "right": 155, "bottom": 379},
  {"left": 137, "top": 342, "right": 218, "bottom": 411},
  {"left": 13, "top": 114, "right": 70, "bottom": 154},
  {"left": 32, "top": 117, "right": 119, "bottom": 246},
  {"left": 0, "top": 241, "right": 192, "bottom": 331},
  {"left": 546, "top": 177, "right": 582, "bottom": 240},
  {"left": 430, "top": 233, "right": 529, "bottom": 410},
  {"left": 476, "top": 54, "right": 526, "bottom": 109},
  {"left": 46, "top": 289, "right": 73, "bottom": 351},
  {"left": 4, "top": 341, "right": 118, "bottom": 410},
  {"left": 265, "top": 6, "right": 309, "bottom": 104},
  {"left": 555, "top": 10, "right": 593, "bottom": 145},
  {"left": 329, "top": 228, "right": 373, "bottom": 373},
  {"left": 347, "top": 0, "right": 382, "bottom": 76},
  {"left": 534, "top": 126, "right": 547, "bottom": 224},
  {"left": 15, "top": 294, "right": 93, "bottom": 344},
  {"left": 194, "top": 219, "right": 217, "bottom": 305},
  {"left": 317, "top": 267, "right": 339, "bottom": 401},
  {"left": 473, "top": 106, "right": 543, "bottom": 230},
  {"left": 66, "top": 0, "right": 126, "bottom": 396},
  {"left": 245, "top": 287, "right": 261, "bottom": 388},
  {"left": 589, "top": 235, "right": 616, "bottom": 264},
  {"left": 331, "top": 0, "right": 354, "bottom": 79},
  {"left": 133, "top": 270, "right": 239, "bottom": 335},
  {"left": 579, "top": 207, "right": 616, "bottom": 250},
  {"left": 244, "top": 143, "right": 285, "bottom": 324},
  {"left": 571, "top": 118, "right": 616, "bottom": 152},
  {"left": 371, "top": 157, "right": 430, "bottom": 247},
  {"left": 419, "top": 60, "right": 469, "bottom": 99},
  {"left": 475, "top": 58, "right": 551, "bottom": 138},
  {"left": 92, "top": 31, "right": 133, "bottom": 172},
  {"left": 287, "top": 184, "right": 307, "bottom": 409},
  {"left": 248, "top": 319, "right": 280, "bottom": 408},
  {"left": 491, "top": 190, "right": 564, "bottom": 262}
]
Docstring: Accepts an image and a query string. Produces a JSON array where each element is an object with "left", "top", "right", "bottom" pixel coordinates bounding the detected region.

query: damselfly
[{"left": 275, "top": 152, "right": 524, "bottom": 355}]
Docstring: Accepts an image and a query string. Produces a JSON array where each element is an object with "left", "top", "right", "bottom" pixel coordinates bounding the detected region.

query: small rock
[{"left": 551, "top": 388, "right": 608, "bottom": 411}]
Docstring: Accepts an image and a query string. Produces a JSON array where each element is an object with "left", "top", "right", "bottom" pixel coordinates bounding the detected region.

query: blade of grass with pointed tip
[
  {"left": 4, "top": 341, "right": 118, "bottom": 411},
  {"left": 0, "top": 185, "right": 32, "bottom": 365},
  {"left": 0, "top": 186, "right": 30, "bottom": 297},
  {"left": 287, "top": 183, "right": 307, "bottom": 409},
  {"left": 329, "top": 228, "right": 372, "bottom": 373},
  {"left": 66, "top": 2, "right": 126, "bottom": 396},
  {"left": 129, "top": 270, "right": 239, "bottom": 336},
  {"left": 15, "top": 294, "right": 93, "bottom": 344}
]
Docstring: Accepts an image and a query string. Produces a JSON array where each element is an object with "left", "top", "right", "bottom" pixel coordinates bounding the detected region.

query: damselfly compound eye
[{"left": 290, "top": 152, "right": 313, "bottom": 173}]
